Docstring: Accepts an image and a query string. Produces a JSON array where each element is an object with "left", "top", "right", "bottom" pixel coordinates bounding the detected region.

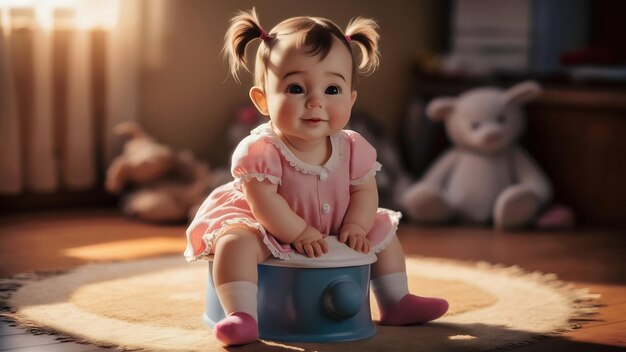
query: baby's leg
[
  {"left": 372, "top": 236, "right": 448, "bottom": 325},
  {"left": 212, "top": 226, "right": 271, "bottom": 346}
]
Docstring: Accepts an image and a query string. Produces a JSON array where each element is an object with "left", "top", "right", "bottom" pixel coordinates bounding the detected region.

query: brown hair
[{"left": 223, "top": 8, "right": 380, "bottom": 88}]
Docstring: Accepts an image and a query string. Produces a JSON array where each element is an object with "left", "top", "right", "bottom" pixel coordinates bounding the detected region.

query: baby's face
[{"left": 262, "top": 36, "right": 357, "bottom": 146}]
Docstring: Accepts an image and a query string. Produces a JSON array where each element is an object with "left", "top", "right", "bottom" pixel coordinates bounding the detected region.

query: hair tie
[
  {"left": 259, "top": 29, "right": 269, "bottom": 41},
  {"left": 344, "top": 34, "right": 352, "bottom": 43}
]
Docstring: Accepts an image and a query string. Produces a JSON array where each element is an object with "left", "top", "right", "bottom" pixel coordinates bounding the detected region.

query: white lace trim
[
  {"left": 251, "top": 123, "right": 346, "bottom": 181},
  {"left": 351, "top": 162, "right": 383, "bottom": 186},
  {"left": 185, "top": 218, "right": 295, "bottom": 262},
  {"left": 371, "top": 208, "right": 403, "bottom": 254},
  {"left": 325, "top": 133, "right": 345, "bottom": 172},
  {"left": 234, "top": 173, "right": 281, "bottom": 189}
]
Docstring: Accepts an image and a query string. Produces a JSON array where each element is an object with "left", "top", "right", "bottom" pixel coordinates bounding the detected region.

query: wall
[{"left": 139, "top": 0, "right": 442, "bottom": 166}]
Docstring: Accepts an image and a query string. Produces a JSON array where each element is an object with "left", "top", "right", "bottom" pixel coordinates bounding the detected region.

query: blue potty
[{"left": 203, "top": 236, "right": 377, "bottom": 342}]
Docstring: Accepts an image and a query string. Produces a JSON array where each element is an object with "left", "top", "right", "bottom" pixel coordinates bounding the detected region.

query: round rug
[{"left": 2, "top": 256, "right": 598, "bottom": 352}]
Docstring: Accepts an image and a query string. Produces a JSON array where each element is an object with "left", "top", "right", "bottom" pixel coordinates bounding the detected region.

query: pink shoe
[
  {"left": 214, "top": 312, "right": 259, "bottom": 346},
  {"left": 379, "top": 293, "right": 449, "bottom": 326}
]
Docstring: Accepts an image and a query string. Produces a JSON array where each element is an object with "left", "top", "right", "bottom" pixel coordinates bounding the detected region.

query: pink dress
[{"left": 184, "top": 123, "right": 401, "bottom": 261}]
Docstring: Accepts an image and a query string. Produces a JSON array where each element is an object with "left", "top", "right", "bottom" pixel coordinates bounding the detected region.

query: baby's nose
[{"left": 306, "top": 96, "right": 322, "bottom": 109}]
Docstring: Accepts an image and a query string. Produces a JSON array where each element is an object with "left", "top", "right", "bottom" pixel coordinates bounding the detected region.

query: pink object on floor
[
  {"left": 213, "top": 312, "right": 259, "bottom": 346},
  {"left": 379, "top": 294, "right": 449, "bottom": 326},
  {"left": 535, "top": 204, "right": 576, "bottom": 230}
]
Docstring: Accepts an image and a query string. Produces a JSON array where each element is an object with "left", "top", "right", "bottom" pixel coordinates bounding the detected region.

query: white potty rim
[{"left": 262, "top": 236, "right": 377, "bottom": 269}]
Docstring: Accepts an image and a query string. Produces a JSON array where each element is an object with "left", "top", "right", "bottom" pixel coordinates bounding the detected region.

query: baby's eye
[
  {"left": 496, "top": 114, "right": 506, "bottom": 123},
  {"left": 325, "top": 85, "right": 341, "bottom": 95},
  {"left": 287, "top": 84, "right": 304, "bottom": 94}
]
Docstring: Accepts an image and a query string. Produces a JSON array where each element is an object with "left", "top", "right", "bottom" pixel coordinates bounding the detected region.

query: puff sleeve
[
  {"left": 231, "top": 135, "right": 282, "bottom": 188},
  {"left": 345, "top": 130, "right": 382, "bottom": 185}
]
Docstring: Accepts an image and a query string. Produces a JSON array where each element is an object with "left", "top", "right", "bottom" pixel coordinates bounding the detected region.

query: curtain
[
  {"left": 0, "top": 0, "right": 166, "bottom": 195},
  {"left": 0, "top": 22, "right": 22, "bottom": 193}
]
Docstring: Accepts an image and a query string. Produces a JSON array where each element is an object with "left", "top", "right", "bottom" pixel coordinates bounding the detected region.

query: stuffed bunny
[{"left": 402, "top": 81, "right": 552, "bottom": 229}]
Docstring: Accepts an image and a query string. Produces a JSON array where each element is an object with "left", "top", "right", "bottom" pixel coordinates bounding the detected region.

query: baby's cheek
[
  {"left": 329, "top": 105, "right": 351, "bottom": 127},
  {"left": 275, "top": 101, "right": 298, "bottom": 119}
]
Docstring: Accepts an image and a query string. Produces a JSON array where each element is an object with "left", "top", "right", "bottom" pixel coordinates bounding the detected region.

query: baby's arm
[
  {"left": 339, "top": 176, "right": 378, "bottom": 253},
  {"left": 243, "top": 178, "right": 328, "bottom": 257}
]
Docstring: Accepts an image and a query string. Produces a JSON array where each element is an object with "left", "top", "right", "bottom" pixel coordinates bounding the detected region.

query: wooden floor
[{"left": 0, "top": 209, "right": 624, "bottom": 351}]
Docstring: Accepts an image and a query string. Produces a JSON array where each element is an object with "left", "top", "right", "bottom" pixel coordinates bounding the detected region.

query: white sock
[
  {"left": 370, "top": 272, "right": 409, "bottom": 309},
  {"left": 215, "top": 281, "right": 258, "bottom": 321}
]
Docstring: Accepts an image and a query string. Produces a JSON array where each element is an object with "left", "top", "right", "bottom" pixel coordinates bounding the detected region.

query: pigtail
[
  {"left": 223, "top": 8, "right": 268, "bottom": 82},
  {"left": 344, "top": 17, "right": 380, "bottom": 75}
]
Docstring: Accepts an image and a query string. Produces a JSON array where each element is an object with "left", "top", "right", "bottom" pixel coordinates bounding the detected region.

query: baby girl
[{"left": 185, "top": 8, "right": 448, "bottom": 346}]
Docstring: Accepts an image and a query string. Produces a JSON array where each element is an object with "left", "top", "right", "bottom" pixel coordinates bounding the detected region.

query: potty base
[{"left": 204, "top": 261, "right": 376, "bottom": 342}]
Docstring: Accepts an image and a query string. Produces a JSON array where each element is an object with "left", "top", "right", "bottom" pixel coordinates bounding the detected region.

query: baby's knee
[
  {"left": 216, "top": 228, "right": 269, "bottom": 261},
  {"left": 217, "top": 230, "right": 258, "bottom": 250}
]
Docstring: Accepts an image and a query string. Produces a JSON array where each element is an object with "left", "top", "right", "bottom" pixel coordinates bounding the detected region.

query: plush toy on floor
[
  {"left": 402, "top": 81, "right": 553, "bottom": 229},
  {"left": 105, "top": 122, "right": 220, "bottom": 223}
]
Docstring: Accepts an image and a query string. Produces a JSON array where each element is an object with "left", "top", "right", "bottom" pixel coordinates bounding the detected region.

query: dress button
[{"left": 322, "top": 203, "right": 331, "bottom": 214}]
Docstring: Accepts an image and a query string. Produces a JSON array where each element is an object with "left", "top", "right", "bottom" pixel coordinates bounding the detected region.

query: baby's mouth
[{"left": 303, "top": 118, "right": 325, "bottom": 124}]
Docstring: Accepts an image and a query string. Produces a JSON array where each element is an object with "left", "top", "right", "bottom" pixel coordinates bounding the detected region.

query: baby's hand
[
  {"left": 339, "top": 223, "right": 370, "bottom": 253},
  {"left": 292, "top": 225, "right": 328, "bottom": 258}
]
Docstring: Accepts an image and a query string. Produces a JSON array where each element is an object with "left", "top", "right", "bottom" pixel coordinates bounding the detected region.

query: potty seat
[{"left": 203, "top": 236, "right": 377, "bottom": 342}]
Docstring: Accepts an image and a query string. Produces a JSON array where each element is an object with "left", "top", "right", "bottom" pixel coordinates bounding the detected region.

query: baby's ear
[
  {"left": 426, "top": 97, "right": 456, "bottom": 122},
  {"left": 505, "top": 80, "right": 542, "bottom": 105},
  {"left": 249, "top": 86, "right": 269, "bottom": 115}
]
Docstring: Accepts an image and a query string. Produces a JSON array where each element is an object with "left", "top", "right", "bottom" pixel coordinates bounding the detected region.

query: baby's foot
[
  {"left": 379, "top": 293, "right": 449, "bottom": 326},
  {"left": 214, "top": 312, "right": 259, "bottom": 346}
]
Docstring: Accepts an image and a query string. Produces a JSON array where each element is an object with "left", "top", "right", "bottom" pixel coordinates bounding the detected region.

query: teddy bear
[
  {"left": 105, "top": 122, "right": 222, "bottom": 223},
  {"left": 401, "top": 81, "right": 554, "bottom": 229}
]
